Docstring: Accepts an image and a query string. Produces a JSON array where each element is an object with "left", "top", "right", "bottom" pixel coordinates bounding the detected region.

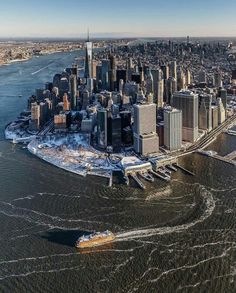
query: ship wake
[{"left": 116, "top": 185, "right": 215, "bottom": 241}]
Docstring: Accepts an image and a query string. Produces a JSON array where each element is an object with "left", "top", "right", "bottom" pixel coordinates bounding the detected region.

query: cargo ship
[{"left": 76, "top": 230, "right": 115, "bottom": 248}]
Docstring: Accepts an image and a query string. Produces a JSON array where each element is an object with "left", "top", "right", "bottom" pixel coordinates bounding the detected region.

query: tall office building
[
  {"left": 82, "top": 90, "right": 90, "bottom": 110},
  {"left": 30, "top": 102, "right": 40, "bottom": 130},
  {"left": 101, "top": 59, "right": 110, "bottom": 90},
  {"left": 92, "top": 60, "right": 98, "bottom": 79},
  {"left": 198, "top": 70, "right": 207, "bottom": 84},
  {"left": 152, "top": 69, "right": 164, "bottom": 107},
  {"left": 198, "top": 94, "right": 212, "bottom": 131},
  {"left": 72, "top": 64, "right": 78, "bottom": 79},
  {"left": 69, "top": 74, "right": 77, "bottom": 110},
  {"left": 116, "top": 69, "right": 127, "bottom": 89},
  {"left": 212, "top": 106, "right": 219, "bottom": 129},
  {"left": 219, "top": 88, "right": 227, "bottom": 110},
  {"left": 216, "top": 97, "right": 226, "bottom": 124},
  {"left": 161, "top": 64, "right": 169, "bottom": 80},
  {"left": 96, "top": 64, "right": 102, "bottom": 85},
  {"left": 138, "top": 58, "right": 144, "bottom": 86},
  {"left": 59, "top": 77, "right": 69, "bottom": 97},
  {"left": 164, "top": 108, "right": 182, "bottom": 151},
  {"left": 172, "top": 90, "right": 199, "bottom": 142},
  {"left": 97, "top": 108, "right": 107, "bottom": 149},
  {"left": 214, "top": 71, "right": 223, "bottom": 88},
  {"left": 53, "top": 74, "right": 62, "bottom": 88},
  {"left": 84, "top": 30, "right": 93, "bottom": 79},
  {"left": 185, "top": 69, "right": 191, "bottom": 86},
  {"left": 63, "top": 93, "right": 70, "bottom": 111},
  {"left": 145, "top": 68, "right": 154, "bottom": 95},
  {"left": 166, "top": 77, "right": 177, "bottom": 104},
  {"left": 120, "top": 111, "right": 132, "bottom": 145},
  {"left": 177, "top": 67, "right": 186, "bottom": 91},
  {"left": 119, "top": 79, "right": 124, "bottom": 94},
  {"left": 133, "top": 103, "right": 159, "bottom": 155},
  {"left": 169, "top": 61, "right": 177, "bottom": 79},
  {"left": 109, "top": 54, "right": 116, "bottom": 91},
  {"left": 107, "top": 113, "right": 122, "bottom": 152},
  {"left": 126, "top": 58, "right": 133, "bottom": 81},
  {"left": 39, "top": 102, "right": 49, "bottom": 126},
  {"left": 86, "top": 78, "right": 94, "bottom": 95}
]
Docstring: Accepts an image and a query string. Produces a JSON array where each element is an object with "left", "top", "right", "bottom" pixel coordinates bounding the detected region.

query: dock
[
  {"left": 197, "top": 150, "right": 236, "bottom": 166},
  {"left": 149, "top": 170, "right": 171, "bottom": 182},
  {"left": 129, "top": 173, "right": 146, "bottom": 190},
  {"left": 138, "top": 172, "right": 154, "bottom": 182},
  {"left": 167, "top": 164, "right": 178, "bottom": 172},
  {"left": 212, "top": 154, "right": 236, "bottom": 165},
  {"left": 225, "top": 129, "right": 236, "bottom": 136},
  {"left": 13, "top": 135, "right": 36, "bottom": 144},
  {"left": 174, "top": 164, "right": 195, "bottom": 176},
  {"left": 225, "top": 150, "right": 236, "bottom": 160}
]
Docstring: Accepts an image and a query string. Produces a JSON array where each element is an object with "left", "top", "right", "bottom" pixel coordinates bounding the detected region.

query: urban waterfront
[{"left": 0, "top": 52, "right": 235, "bottom": 292}]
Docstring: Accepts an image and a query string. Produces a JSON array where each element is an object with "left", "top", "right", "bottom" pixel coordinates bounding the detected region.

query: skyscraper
[
  {"left": 63, "top": 93, "right": 70, "bottom": 111},
  {"left": 172, "top": 90, "right": 198, "bottom": 142},
  {"left": 97, "top": 108, "right": 107, "bottom": 149},
  {"left": 145, "top": 68, "right": 154, "bottom": 95},
  {"left": 164, "top": 108, "right": 182, "bottom": 151},
  {"left": 133, "top": 103, "right": 159, "bottom": 155},
  {"left": 198, "top": 94, "right": 212, "bottom": 131},
  {"left": 101, "top": 59, "right": 110, "bottom": 90},
  {"left": 219, "top": 88, "right": 227, "bottom": 110},
  {"left": 152, "top": 69, "right": 164, "bottom": 108},
  {"left": 216, "top": 98, "right": 226, "bottom": 124},
  {"left": 177, "top": 67, "right": 186, "bottom": 91},
  {"left": 69, "top": 75, "right": 77, "bottom": 110},
  {"left": 185, "top": 69, "right": 191, "bottom": 86},
  {"left": 109, "top": 54, "right": 116, "bottom": 91},
  {"left": 166, "top": 77, "right": 177, "bottom": 104},
  {"left": 169, "top": 61, "right": 177, "bottom": 79},
  {"left": 214, "top": 71, "right": 223, "bottom": 88},
  {"left": 107, "top": 113, "right": 122, "bottom": 152},
  {"left": 84, "top": 30, "right": 93, "bottom": 79},
  {"left": 30, "top": 102, "right": 40, "bottom": 130}
]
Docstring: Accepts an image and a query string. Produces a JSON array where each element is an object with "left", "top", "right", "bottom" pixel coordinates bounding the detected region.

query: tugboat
[{"left": 76, "top": 230, "right": 115, "bottom": 249}]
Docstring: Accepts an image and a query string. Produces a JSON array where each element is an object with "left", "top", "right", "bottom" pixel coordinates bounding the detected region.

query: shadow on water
[{"left": 41, "top": 229, "right": 91, "bottom": 247}]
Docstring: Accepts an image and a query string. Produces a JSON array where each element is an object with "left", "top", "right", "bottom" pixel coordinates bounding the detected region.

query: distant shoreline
[{"left": 0, "top": 48, "right": 81, "bottom": 68}]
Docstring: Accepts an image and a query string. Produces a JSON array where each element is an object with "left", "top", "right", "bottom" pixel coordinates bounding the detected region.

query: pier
[
  {"left": 129, "top": 173, "right": 146, "bottom": 190},
  {"left": 197, "top": 150, "right": 236, "bottom": 166},
  {"left": 225, "top": 129, "right": 236, "bottom": 136},
  {"left": 13, "top": 135, "right": 36, "bottom": 144},
  {"left": 149, "top": 170, "right": 171, "bottom": 182},
  {"left": 174, "top": 164, "right": 195, "bottom": 176},
  {"left": 225, "top": 150, "right": 236, "bottom": 160}
]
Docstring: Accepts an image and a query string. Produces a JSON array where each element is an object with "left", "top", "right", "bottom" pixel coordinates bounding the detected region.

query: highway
[{"left": 176, "top": 114, "right": 236, "bottom": 158}]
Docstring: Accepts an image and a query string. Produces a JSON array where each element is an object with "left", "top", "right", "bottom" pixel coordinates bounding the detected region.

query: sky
[{"left": 0, "top": 0, "right": 236, "bottom": 38}]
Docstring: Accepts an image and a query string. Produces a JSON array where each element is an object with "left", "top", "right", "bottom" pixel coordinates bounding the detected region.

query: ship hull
[{"left": 76, "top": 234, "right": 115, "bottom": 249}]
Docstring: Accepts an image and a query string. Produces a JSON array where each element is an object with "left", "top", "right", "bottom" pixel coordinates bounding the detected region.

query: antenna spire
[{"left": 87, "top": 28, "right": 90, "bottom": 42}]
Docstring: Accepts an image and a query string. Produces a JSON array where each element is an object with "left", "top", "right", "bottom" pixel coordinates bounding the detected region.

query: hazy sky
[{"left": 0, "top": 0, "right": 236, "bottom": 38}]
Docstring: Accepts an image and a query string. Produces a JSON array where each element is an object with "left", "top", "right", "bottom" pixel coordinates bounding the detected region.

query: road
[{"left": 176, "top": 114, "right": 236, "bottom": 158}]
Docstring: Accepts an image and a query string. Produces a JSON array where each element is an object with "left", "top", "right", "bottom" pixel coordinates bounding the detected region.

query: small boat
[
  {"left": 76, "top": 230, "right": 115, "bottom": 249},
  {"left": 19, "top": 95, "right": 22, "bottom": 98}
]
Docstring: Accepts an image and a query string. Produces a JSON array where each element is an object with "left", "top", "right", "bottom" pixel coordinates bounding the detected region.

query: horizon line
[{"left": 1, "top": 35, "right": 236, "bottom": 40}]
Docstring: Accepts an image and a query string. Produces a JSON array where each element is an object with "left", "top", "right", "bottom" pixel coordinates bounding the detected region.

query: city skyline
[{"left": 1, "top": 0, "right": 236, "bottom": 38}]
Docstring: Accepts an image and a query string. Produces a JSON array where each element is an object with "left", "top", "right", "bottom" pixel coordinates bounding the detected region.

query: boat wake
[
  {"left": 31, "top": 62, "right": 54, "bottom": 75},
  {"left": 116, "top": 185, "right": 215, "bottom": 241}
]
